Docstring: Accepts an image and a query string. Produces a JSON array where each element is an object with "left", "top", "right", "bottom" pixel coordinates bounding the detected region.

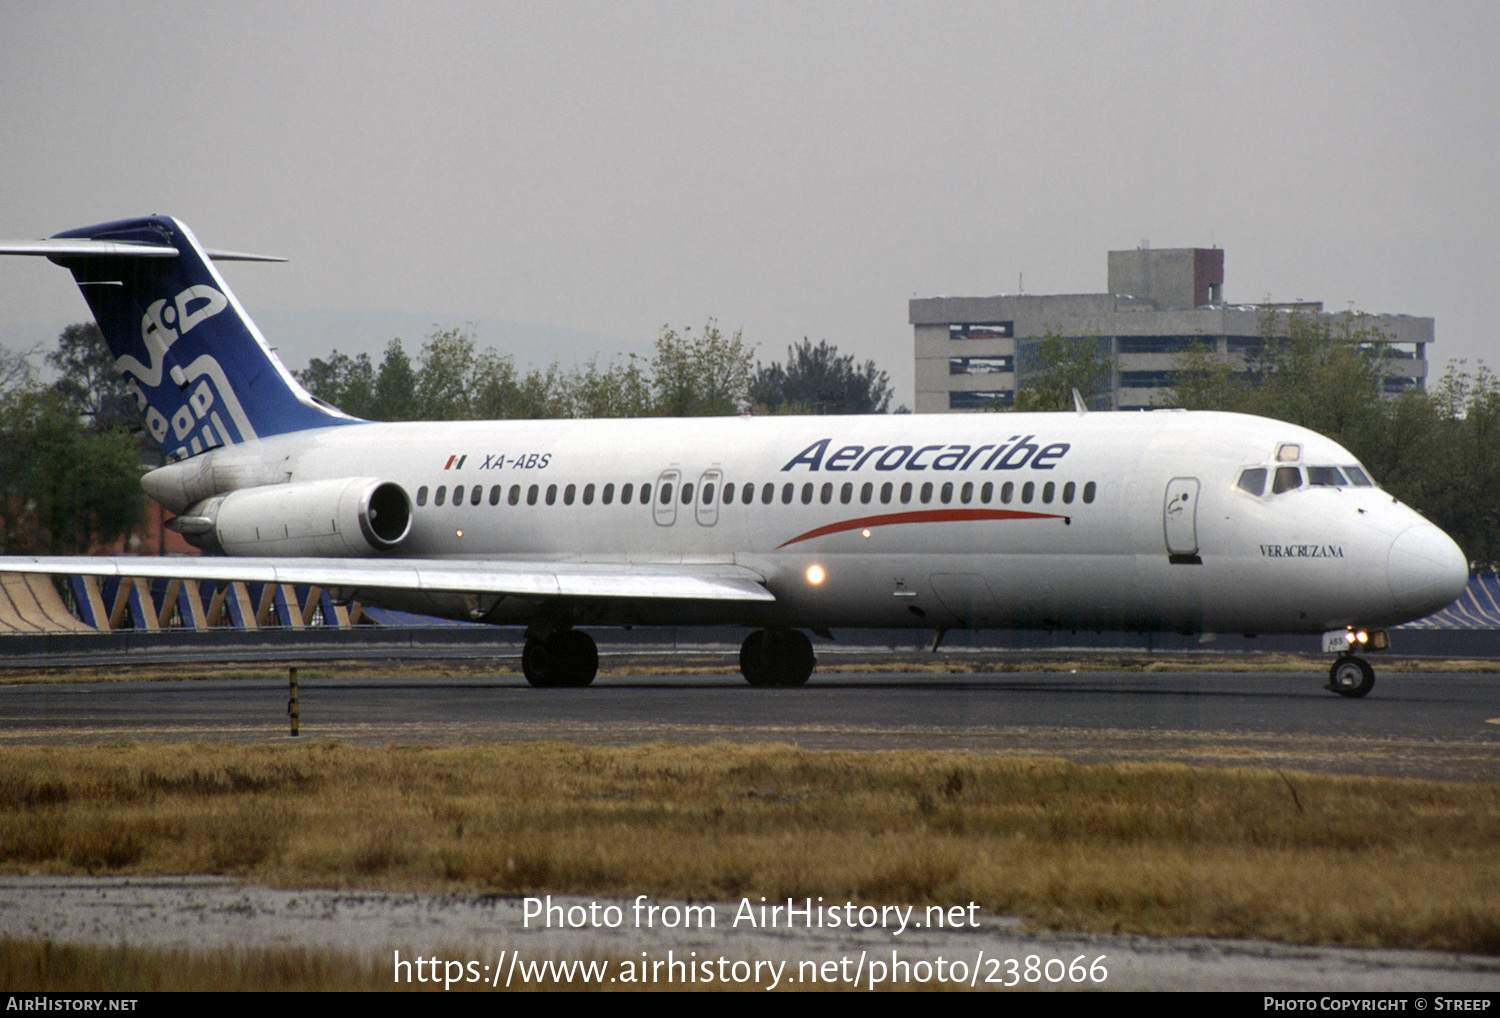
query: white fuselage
[{"left": 142, "top": 409, "right": 1469, "bottom": 637}]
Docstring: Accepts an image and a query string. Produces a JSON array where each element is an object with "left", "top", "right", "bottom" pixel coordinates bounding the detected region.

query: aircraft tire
[
  {"left": 739, "top": 628, "right": 815, "bottom": 687},
  {"left": 522, "top": 631, "right": 598, "bottom": 688},
  {"left": 559, "top": 630, "right": 598, "bottom": 687},
  {"left": 1327, "top": 655, "right": 1375, "bottom": 698}
]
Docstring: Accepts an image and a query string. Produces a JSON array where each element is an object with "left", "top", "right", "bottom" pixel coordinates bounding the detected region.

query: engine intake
[{"left": 177, "top": 478, "right": 412, "bottom": 557}]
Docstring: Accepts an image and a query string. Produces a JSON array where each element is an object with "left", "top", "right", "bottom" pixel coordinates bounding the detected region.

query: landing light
[
  {"left": 806, "top": 564, "right": 826, "bottom": 585},
  {"left": 1345, "top": 629, "right": 1369, "bottom": 646}
]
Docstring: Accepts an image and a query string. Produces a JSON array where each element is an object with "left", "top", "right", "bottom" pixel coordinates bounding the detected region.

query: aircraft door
[
  {"left": 654, "top": 469, "right": 680, "bottom": 527},
  {"left": 695, "top": 469, "right": 722, "bottom": 527},
  {"left": 1163, "top": 477, "right": 1200, "bottom": 561}
]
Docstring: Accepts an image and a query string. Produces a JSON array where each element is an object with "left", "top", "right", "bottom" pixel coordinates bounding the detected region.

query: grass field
[{"left": 3, "top": 740, "right": 1497, "bottom": 961}]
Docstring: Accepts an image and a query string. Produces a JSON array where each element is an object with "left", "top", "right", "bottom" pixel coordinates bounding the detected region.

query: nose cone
[{"left": 1387, "top": 523, "right": 1469, "bottom": 619}]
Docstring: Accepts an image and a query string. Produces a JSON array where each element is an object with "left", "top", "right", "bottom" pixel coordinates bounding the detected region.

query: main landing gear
[
  {"left": 739, "top": 628, "right": 816, "bottom": 687},
  {"left": 1327, "top": 655, "right": 1375, "bottom": 698},
  {"left": 521, "top": 630, "right": 599, "bottom": 687}
]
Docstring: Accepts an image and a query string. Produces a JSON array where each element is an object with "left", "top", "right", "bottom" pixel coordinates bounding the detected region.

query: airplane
[{"left": 0, "top": 215, "right": 1471, "bottom": 697}]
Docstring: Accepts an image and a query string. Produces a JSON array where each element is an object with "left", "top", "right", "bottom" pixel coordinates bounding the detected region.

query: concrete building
[{"left": 912, "top": 247, "right": 1433, "bottom": 412}]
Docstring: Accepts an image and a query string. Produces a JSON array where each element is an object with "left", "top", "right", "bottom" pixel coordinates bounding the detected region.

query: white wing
[{"left": 0, "top": 556, "right": 774, "bottom": 603}]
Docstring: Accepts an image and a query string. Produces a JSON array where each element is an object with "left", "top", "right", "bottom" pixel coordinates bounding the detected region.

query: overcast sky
[{"left": 2, "top": 1, "right": 1495, "bottom": 405}]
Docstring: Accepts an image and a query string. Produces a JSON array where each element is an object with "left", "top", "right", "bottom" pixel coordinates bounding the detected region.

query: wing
[{"left": 0, "top": 556, "right": 774, "bottom": 604}]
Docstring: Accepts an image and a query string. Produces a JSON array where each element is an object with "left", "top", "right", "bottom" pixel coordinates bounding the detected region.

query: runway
[{"left": 4, "top": 665, "right": 1497, "bottom": 781}]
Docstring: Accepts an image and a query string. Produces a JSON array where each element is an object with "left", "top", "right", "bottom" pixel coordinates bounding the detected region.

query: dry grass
[{"left": 2, "top": 742, "right": 1497, "bottom": 954}]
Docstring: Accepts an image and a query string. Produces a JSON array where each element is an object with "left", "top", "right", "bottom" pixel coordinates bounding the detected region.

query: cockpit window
[
  {"left": 1272, "top": 466, "right": 1303, "bottom": 494},
  {"left": 1345, "top": 466, "right": 1375, "bottom": 487},
  {"left": 1306, "top": 466, "right": 1347, "bottom": 486},
  {"left": 1237, "top": 468, "right": 1267, "bottom": 496}
]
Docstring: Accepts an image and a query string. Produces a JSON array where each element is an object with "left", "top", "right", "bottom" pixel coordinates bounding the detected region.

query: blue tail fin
[{"left": 45, "top": 216, "right": 356, "bottom": 461}]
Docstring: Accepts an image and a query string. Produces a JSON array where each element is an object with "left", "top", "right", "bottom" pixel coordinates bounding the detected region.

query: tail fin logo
[
  {"left": 127, "top": 285, "right": 229, "bottom": 388},
  {"left": 118, "top": 283, "right": 258, "bottom": 461}
]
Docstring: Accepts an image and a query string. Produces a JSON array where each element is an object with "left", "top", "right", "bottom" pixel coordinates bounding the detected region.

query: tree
[
  {"left": 1166, "top": 310, "right": 1500, "bottom": 568},
  {"left": 370, "top": 339, "right": 420, "bottom": 421},
  {"left": 750, "top": 339, "right": 893, "bottom": 414},
  {"left": 651, "top": 321, "right": 753, "bottom": 417},
  {"left": 47, "top": 323, "right": 140, "bottom": 432},
  {"left": 0, "top": 386, "right": 145, "bottom": 553},
  {"left": 1004, "top": 334, "right": 1114, "bottom": 412},
  {"left": 415, "top": 327, "right": 519, "bottom": 420},
  {"left": 1168, "top": 311, "right": 1393, "bottom": 467},
  {"left": 296, "top": 349, "right": 375, "bottom": 418}
]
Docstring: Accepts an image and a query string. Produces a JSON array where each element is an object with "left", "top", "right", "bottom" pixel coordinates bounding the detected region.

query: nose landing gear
[{"left": 1327, "top": 655, "right": 1375, "bottom": 698}]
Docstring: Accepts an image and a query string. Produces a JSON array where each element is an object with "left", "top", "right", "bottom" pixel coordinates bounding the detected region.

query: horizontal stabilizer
[{"left": 0, "top": 237, "right": 285, "bottom": 262}]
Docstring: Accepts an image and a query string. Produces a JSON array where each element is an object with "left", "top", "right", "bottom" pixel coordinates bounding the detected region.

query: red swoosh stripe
[{"left": 777, "top": 508, "right": 1067, "bottom": 548}]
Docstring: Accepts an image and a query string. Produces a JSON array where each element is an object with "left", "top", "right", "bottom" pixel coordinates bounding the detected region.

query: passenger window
[
  {"left": 801, "top": 483, "right": 814, "bottom": 505},
  {"left": 840, "top": 482, "right": 853, "bottom": 505},
  {"left": 745, "top": 483, "right": 758, "bottom": 503},
  {"left": 546, "top": 484, "right": 558, "bottom": 506},
  {"left": 583, "top": 483, "right": 595, "bottom": 505},
  {"left": 722, "top": 483, "right": 733, "bottom": 505},
  {"left": 782, "top": 483, "right": 794, "bottom": 505},
  {"left": 527, "top": 484, "right": 539, "bottom": 506},
  {"left": 701, "top": 483, "right": 714, "bottom": 504},
  {"left": 820, "top": 482, "right": 833, "bottom": 505},
  {"left": 900, "top": 482, "right": 913, "bottom": 504},
  {"left": 941, "top": 482, "right": 954, "bottom": 504},
  {"left": 680, "top": 483, "right": 693, "bottom": 504},
  {"left": 1083, "top": 481, "right": 1096, "bottom": 504},
  {"left": 980, "top": 482, "right": 993, "bottom": 503},
  {"left": 1272, "top": 467, "right": 1302, "bottom": 494},
  {"left": 1001, "top": 482, "right": 1014, "bottom": 504},
  {"left": 1237, "top": 468, "right": 1267, "bottom": 497},
  {"left": 761, "top": 483, "right": 774, "bottom": 505},
  {"left": 621, "top": 483, "right": 633, "bottom": 504},
  {"left": 509, "top": 485, "right": 522, "bottom": 506},
  {"left": 1062, "top": 481, "right": 1075, "bottom": 503},
  {"left": 417, "top": 486, "right": 429, "bottom": 507},
  {"left": 880, "top": 482, "right": 893, "bottom": 504},
  {"left": 603, "top": 483, "right": 615, "bottom": 505},
  {"left": 1022, "top": 481, "right": 1034, "bottom": 503},
  {"left": 489, "top": 485, "right": 502, "bottom": 506},
  {"left": 1042, "top": 481, "right": 1054, "bottom": 503},
  {"left": 860, "top": 482, "right": 873, "bottom": 504},
  {"left": 435, "top": 486, "right": 447, "bottom": 507},
  {"left": 920, "top": 482, "right": 933, "bottom": 504},
  {"left": 658, "top": 483, "right": 672, "bottom": 504},
  {"left": 564, "top": 483, "right": 576, "bottom": 505},
  {"left": 471, "top": 485, "right": 483, "bottom": 506},
  {"left": 960, "top": 482, "right": 973, "bottom": 504}
]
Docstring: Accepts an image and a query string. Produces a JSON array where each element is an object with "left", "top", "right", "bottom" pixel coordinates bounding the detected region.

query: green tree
[
  {"left": 651, "top": 321, "right": 753, "bottom": 416},
  {"left": 415, "top": 327, "right": 519, "bottom": 420},
  {"left": 749, "top": 339, "right": 892, "bottom": 414},
  {"left": 0, "top": 386, "right": 145, "bottom": 553},
  {"left": 47, "top": 323, "right": 140, "bottom": 432},
  {"left": 370, "top": 339, "right": 420, "bottom": 421},
  {"left": 568, "top": 355, "right": 656, "bottom": 418},
  {"left": 1004, "top": 333, "right": 1114, "bottom": 412},
  {"left": 1168, "top": 311, "right": 1393, "bottom": 467},
  {"left": 295, "top": 349, "right": 375, "bottom": 418}
]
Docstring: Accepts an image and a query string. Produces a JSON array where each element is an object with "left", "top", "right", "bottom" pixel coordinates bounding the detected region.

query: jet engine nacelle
[{"left": 174, "top": 478, "right": 412, "bottom": 557}]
